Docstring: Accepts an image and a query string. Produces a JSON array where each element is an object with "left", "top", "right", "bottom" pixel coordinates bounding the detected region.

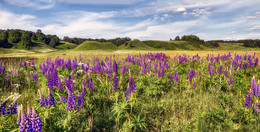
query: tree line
[{"left": 0, "top": 29, "right": 59, "bottom": 49}]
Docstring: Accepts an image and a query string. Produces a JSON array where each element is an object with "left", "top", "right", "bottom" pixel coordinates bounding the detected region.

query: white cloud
[
  {"left": 189, "top": 8, "right": 210, "bottom": 16},
  {"left": 169, "top": 7, "right": 186, "bottom": 12},
  {"left": 247, "top": 25, "right": 260, "bottom": 31},
  {"left": 4, "top": 0, "right": 55, "bottom": 9},
  {"left": 60, "top": 0, "right": 140, "bottom": 4},
  {"left": 226, "top": 30, "right": 236, "bottom": 34},
  {"left": 0, "top": 10, "right": 38, "bottom": 30},
  {"left": 233, "top": 16, "right": 257, "bottom": 21}
]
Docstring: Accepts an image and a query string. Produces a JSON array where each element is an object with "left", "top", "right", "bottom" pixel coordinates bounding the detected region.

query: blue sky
[{"left": 0, "top": 0, "right": 260, "bottom": 40}]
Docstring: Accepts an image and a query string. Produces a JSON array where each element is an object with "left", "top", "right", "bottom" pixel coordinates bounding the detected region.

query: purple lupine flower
[
  {"left": 251, "top": 76, "right": 256, "bottom": 96},
  {"left": 244, "top": 61, "right": 248, "bottom": 69},
  {"left": 72, "top": 57, "right": 78, "bottom": 71},
  {"left": 33, "top": 72, "right": 38, "bottom": 82},
  {"left": 255, "top": 80, "right": 260, "bottom": 96},
  {"left": 113, "top": 74, "right": 119, "bottom": 92},
  {"left": 0, "top": 96, "right": 12, "bottom": 115},
  {"left": 244, "top": 90, "right": 252, "bottom": 108},
  {"left": 77, "top": 91, "right": 84, "bottom": 112},
  {"left": 126, "top": 71, "right": 136, "bottom": 101},
  {"left": 170, "top": 72, "right": 173, "bottom": 83},
  {"left": 174, "top": 70, "right": 179, "bottom": 82},
  {"left": 39, "top": 90, "right": 48, "bottom": 107},
  {"left": 66, "top": 87, "right": 76, "bottom": 110},
  {"left": 140, "top": 61, "right": 146, "bottom": 75},
  {"left": 7, "top": 96, "right": 20, "bottom": 114},
  {"left": 113, "top": 59, "right": 118, "bottom": 73},
  {"left": 219, "top": 65, "right": 222, "bottom": 75},
  {"left": 58, "top": 77, "right": 63, "bottom": 92},
  {"left": 17, "top": 108, "right": 21, "bottom": 126},
  {"left": 6, "top": 74, "right": 10, "bottom": 81},
  {"left": 224, "top": 70, "right": 228, "bottom": 77},
  {"left": 47, "top": 89, "right": 55, "bottom": 107},
  {"left": 254, "top": 101, "right": 259, "bottom": 112},
  {"left": 27, "top": 104, "right": 32, "bottom": 116},
  {"left": 208, "top": 63, "right": 211, "bottom": 75},
  {"left": 189, "top": 69, "right": 194, "bottom": 84},
  {"left": 193, "top": 79, "right": 196, "bottom": 88},
  {"left": 228, "top": 72, "right": 233, "bottom": 85},
  {"left": 57, "top": 94, "right": 67, "bottom": 103},
  {"left": 19, "top": 105, "right": 31, "bottom": 132},
  {"left": 147, "top": 60, "right": 151, "bottom": 73},
  {"left": 30, "top": 107, "right": 42, "bottom": 132},
  {"left": 87, "top": 76, "right": 93, "bottom": 92},
  {"left": 255, "top": 58, "right": 259, "bottom": 67}
]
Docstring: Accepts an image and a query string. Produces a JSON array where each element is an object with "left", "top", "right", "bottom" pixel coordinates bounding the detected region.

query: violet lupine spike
[
  {"left": 244, "top": 90, "right": 252, "bottom": 108},
  {"left": 251, "top": 76, "right": 256, "bottom": 96},
  {"left": 113, "top": 74, "right": 119, "bottom": 92},
  {"left": 174, "top": 70, "right": 179, "bottom": 82},
  {"left": 219, "top": 65, "right": 223, "bottom": 75},
  {"left": 170, "top": 72, "right": 173, "bottom": 83},
  {"left": 189, "top": 69, "right": 194, "bottom": 84},
  {"left": 77, "top": 91, "right": 84, "bottom": 112},
  {"left": 87, "top": 76, "right": 93, "bottom": 92},
  {"left": 255, "top": 80, "right": 260, "bottom": 96},
  {"left": 39, "top": 90, "right": 48, "bottom": 107},
  {"left": 228, "top": 72, "right": 233, "bottom": 85},
  {"left": 0, "top": 96, "right": 12, "bottom": 115},
  {"left": 30, "top": 107, "right": 42, "bottom": 132},
  {"left": 208, "top": 63, "right": 211, "bottom": 75},
  {"left": 224, "top": 70, "right": 228, "bottom": 77},
  {"left": 254, "top": 101, "right": 259, "bottom": 112},
  {"left": 66, "top": 87, "right": 76, "bottom": 110},
  {"left": 113, "top": 59, "right": 118, "bottom": 73},
  {"left": 17, "top": 108, "right": 21, "bottom": 126},
  {"left": 33, "top": 72, "right": 38, "bottom": 82},
  {"left": 7, "top": 96, "right": 20, "bottom": 115},
  {"left": 27, "top": 104, "right": 32, "bottom": 116},
  {"left": 140, "top": 61, "right": 146, "bottom": 75},
  {"left": 58, "top": 77, "right": 63, "bottom": 92},
  {"left": 57, "top": 94, "right": 67, "bottom": 103},
  {"left": 19, "top": 105, "right": 31, "bottom": 132},
  {"left": 255, "top": 58, "right": 259, "bottom": 67},
  {"left": 193, "top": 79, "right": 196, "bottom": 88},
  {"left": 47, "top": 89, "right": 55, "bottom": 107}
]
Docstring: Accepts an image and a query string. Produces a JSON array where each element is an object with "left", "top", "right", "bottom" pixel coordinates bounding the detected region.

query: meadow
[{"left": 1, "top": 50, "right": 260, "bottom": 132}]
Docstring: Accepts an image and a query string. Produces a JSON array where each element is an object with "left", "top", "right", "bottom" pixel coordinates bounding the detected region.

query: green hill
[
  {"left": 29, "top": 40, "right": 57, "bottom": 53},
  {"left": 119, "top": 39, "right": 154, "bottom": 50},
  {"left": 74, "top": 41, "right": 118, "bottom": 51},
  {"left": 55, "top": 41, "right": 78, "bottom": 50}
]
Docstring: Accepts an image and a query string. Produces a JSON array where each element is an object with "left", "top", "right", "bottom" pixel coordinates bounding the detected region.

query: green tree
[
  {"left": 175, "top": 36, "right": 180, "bottom": 41},
  {"left": 20, "top": 32, "right": 32, "bottom": 49},
  {"left": 7, "top": 30, "right": 21, "bottom": 44}
]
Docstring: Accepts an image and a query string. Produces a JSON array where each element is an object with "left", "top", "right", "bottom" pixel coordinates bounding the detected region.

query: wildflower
[
  {"left": 87, "top": 75, "right": 93, "bottom": 92},
  {"left": 58, "top": 77, "right": 63, "bottom": 92},
  {"left": 193, "top": 79, "right": 196, "bottom": 88},
  {"left": 228, "top": 72, "right": 233, "bottom": 85},
  {"left": 7, "top": 96, "right": 20, "bottom": 114},
  {"left": 0, "top": 96, "right": 12, "bottom": 115},
  {"left": 30, "top": 107, "right": 42, "bottom": 132},
  {"left": 170, "top": 72, "right": 173, "bottom": 83},
  {"left": 219, "top": 65, "right": 222, "bottom": 75},
  {"left": 255, "top": 81, "right": 260, "bottom": 96},
  {"left": 39, "top": 90, "right": 48, "bottom": 107},
  {"left": 254, "top": 100, "right": 259, "bottom": 112},
  {"left": 113, "top": 59, "right": 118, "bottom": 73},
  {"left": 255, "top": 58, "right": 259, "bottom": 67},
  {"left": 126, "top": 70, "right": 135, "bottom": 101},
  {"left": 66, "top": 87, "right": 76, "bottom": 110},
  {"left": 174, "top": 70, "right": 179, "bottom": 82},
  {"left": 251, "top": 76, "right": 256, "bottom": 96},
  {"left": 113, "top": 74, "right": 119, "bottom": 92},
  {"left": 244, "top": 90, "right": 252, "bottom": 108},
  {"left": 57, "top": 94, "right": 67, "bottom": 103},
  {"left": 77, "top": 91, "right": 84, "bottom": 112},
  {"left": 19, "top": 105, "right": 31, "bottom": 132},
  {"left": 47, "top": 89, "right": 55, "bottom": 107}
]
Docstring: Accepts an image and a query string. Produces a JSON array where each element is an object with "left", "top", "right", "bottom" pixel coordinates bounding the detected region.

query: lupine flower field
[{"left": 1, "top": 52, "right": 260, "bottom": 131}]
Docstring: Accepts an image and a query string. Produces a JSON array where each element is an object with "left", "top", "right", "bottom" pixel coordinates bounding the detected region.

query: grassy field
[{"left": 1, "top": 50, "right": 260, "bottom": 131}]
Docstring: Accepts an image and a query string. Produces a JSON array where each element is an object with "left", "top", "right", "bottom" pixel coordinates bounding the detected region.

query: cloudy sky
[{"left": 0, "top": 0, "right": 260, "bottom": 40}]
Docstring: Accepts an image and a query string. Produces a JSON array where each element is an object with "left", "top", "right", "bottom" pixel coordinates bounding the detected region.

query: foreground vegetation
[{"left": 1, "top": 51, "right": 260, "bottom": 131}]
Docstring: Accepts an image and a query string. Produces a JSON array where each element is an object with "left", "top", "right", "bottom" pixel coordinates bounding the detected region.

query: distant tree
[
  {"left": 31, "top": 34, "right": 37, "bottom": 41},
  {"left": 170, "top": 38, "right": 172, "bottom": 41},
  {"left": 63, "top": 36, "right": 70, "bottom": 42},
  {"left": 49, "top": 36, "right": 59, "bottom": 47},
  {"left": 175, "top": 36, "right": 180, "bottom": 41},
  {"left": 7, "top": 30, "right": 21, "bottom": 44},
  {"left": 0, "top": 31, "right": 8, "bottom": 47},
  {"left": 20, "top": 31, "right": 32, "bottom": 49}
]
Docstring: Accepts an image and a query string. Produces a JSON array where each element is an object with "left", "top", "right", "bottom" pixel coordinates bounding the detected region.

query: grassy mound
[
  {"left": 29, "top": 40, "right": 57, "bottom": 53},
  {"left": 119, "top": 39, "right": 154, "bottom": 50},
  {"left": 55, "top": 41, "right": 78, "bottom": 50},
  {"left": 75, "top": 41, "right": 118, "bottom": 51}
]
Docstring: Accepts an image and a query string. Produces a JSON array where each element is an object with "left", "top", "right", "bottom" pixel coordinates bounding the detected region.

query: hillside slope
[
  {"left": 74, "top": 41, "right": 118, "bottom": 50},
  {"left": 119, "top": 39, "right": 154, "bottom": 50}
]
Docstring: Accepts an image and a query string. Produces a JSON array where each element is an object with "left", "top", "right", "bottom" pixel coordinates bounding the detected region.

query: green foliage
[{"left": 74, "top": 41, "right": 118, "bottom": 50}]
